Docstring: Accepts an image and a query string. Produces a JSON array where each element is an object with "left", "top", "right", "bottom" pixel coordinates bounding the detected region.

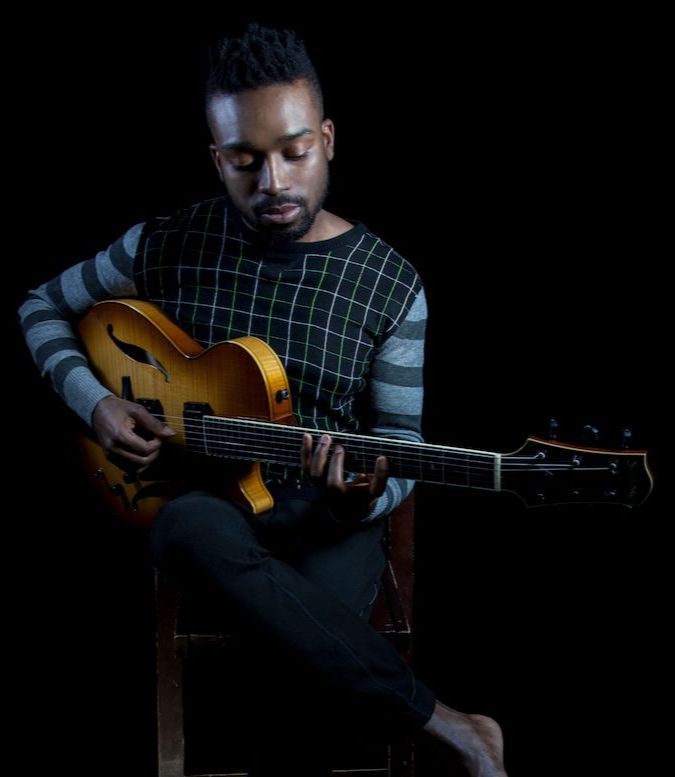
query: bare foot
[{"left": 422, "top": 701, "right": 508, "bottom": 776}]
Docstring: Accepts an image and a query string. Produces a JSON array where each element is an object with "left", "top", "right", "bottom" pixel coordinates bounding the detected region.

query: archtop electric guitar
[{"left": 76, "top": 300, "right": 653, "bottom": 527}]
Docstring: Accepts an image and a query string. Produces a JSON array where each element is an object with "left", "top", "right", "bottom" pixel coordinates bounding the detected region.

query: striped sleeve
[
  {"left": 17, "top": 223, "right": 144, "bottom": 424},
  {"left": 362, "top": 286, "right": 427, "bottom": 522}
]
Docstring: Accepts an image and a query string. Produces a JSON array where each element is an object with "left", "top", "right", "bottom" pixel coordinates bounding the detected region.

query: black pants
[{"left": 149, "top": 490, "right": 436, "bottom": 775}]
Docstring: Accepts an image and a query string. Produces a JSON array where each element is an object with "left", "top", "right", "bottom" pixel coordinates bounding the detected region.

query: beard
[{"left": 247, "top": 172, "right": 330, "bottom": 247}]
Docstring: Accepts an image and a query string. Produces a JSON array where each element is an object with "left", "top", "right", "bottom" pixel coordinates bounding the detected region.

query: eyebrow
[{"left": 217, "top": 128, "right": 315, "bottom": 152}]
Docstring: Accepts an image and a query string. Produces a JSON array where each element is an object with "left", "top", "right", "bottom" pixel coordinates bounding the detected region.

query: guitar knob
[
  {"left": 582, "top": 424, "right": 600, "bottom": 444},
  {"left": 547, "top": 418, "right": 559, "bottom": 440},
  {"left": 620, "top": 428, "right": 633, "bottom": 449}
]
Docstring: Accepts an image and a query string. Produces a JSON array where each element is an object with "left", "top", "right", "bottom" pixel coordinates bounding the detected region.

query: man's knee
[
  {"left": 149, "top": 490, "right": 251, "bottom": 565},
  {"left": 296, "top": 524, "right": 386, "bottom": 615}
]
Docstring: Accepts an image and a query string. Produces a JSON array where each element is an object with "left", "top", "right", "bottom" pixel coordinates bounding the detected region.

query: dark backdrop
[{"left": 11, "top": 11, "right": 667, "bottom": 777}]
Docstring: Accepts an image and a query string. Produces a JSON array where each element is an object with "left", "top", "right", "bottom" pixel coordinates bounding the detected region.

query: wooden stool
[{"left": 155, "top": 495, "right": 416, "bottom": 776}]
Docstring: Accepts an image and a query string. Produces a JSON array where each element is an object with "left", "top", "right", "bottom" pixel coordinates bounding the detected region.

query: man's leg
[
  {"left": 149, "top": 491, "right": 507, "bottom": 776},
  {"left": 244, "top": 497, "right": 400, "bottom": 773},
  {"left": 149, "top": 492, "right": 435, "bottom": 765}
]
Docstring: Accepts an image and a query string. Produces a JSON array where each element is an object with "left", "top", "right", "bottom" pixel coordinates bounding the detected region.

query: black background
[{"left": 10, "top": 9, "right": 668, "bottom": 776}]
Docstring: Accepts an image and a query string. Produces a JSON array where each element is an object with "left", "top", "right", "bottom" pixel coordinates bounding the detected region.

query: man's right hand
[{"left": 92, "top": 395, "right": 176, "bottom": 471}]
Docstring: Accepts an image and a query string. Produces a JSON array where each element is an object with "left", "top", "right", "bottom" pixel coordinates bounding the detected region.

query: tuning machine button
[
  {"left": 582, "top": 424, "right": 600, "bottom": 444},
  {"left": 547, "top": 418, "right": 559, "bottom": 440}
]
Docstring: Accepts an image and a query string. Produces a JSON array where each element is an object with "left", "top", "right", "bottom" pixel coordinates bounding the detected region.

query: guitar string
[
  {"left": 150, "top": 412, "right": 499, "bottom": 472},
  {"left": 150, "top": 413, "right": 610, "bottom": 471},
  {"left": 186, "top": 432, "right": 495, "bottom": 481},
  {"left": 136, "top": 413, "right": 614, "bottom": 475}
]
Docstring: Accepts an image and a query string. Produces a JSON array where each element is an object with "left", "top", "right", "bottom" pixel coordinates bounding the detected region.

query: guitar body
[{"left": 77, "top": 299, "right": 294, "bottom": 527}]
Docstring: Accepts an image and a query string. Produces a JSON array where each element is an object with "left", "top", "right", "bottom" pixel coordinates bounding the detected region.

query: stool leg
[{"left": 155, "top": 570, "right": 186, "bottom": 777}]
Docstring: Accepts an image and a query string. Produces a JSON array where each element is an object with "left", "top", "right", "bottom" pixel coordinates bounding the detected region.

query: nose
[{"left": 257, "top": 155, "right": 290, "bottom": 195}]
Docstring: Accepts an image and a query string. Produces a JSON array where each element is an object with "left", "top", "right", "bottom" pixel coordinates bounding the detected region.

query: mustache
[{"left": 253, "top": 195, "right": 306, "bottom": 216}]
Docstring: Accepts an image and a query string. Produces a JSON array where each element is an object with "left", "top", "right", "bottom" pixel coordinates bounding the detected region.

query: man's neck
[{"left": 297, "top": 209, "right": 353, "bottom": 242}]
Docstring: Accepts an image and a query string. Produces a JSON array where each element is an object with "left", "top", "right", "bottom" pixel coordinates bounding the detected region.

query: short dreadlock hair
[{"left": 205, "top": 22, "right": 324, "bottom": 117}]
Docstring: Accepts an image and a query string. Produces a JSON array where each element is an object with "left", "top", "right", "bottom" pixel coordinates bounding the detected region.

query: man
[{"left": 19, "top": 23, "right": 507, "bottom": 776}]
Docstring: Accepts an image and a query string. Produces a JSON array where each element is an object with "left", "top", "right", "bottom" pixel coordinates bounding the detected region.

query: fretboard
[{"left": 191, "top": 416, "right": 501, "bottom": 492}]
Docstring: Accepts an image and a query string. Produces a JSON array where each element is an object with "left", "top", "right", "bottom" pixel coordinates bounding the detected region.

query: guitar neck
[{"left": 194, "top": 415, "right": 500, "bottom": 492}]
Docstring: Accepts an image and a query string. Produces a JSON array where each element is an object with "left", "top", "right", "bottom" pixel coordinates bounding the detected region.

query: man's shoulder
[
  {"left": 354, "top": 224, "right": 421, "bottom": 289},
  {"left": 134, "top": 196, "right": 241, "bottom": 275},
  {"left": 140, "top": 195, "right": 233, "bottom": 236}
]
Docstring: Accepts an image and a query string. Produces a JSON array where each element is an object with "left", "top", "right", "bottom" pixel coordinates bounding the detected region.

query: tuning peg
[
  {"left": 582, "top": 424, "right": 600, "bottom": 444},
  {"left": 620, "top": 428, "right": 633, "bottom": 449},
  {"left": 547, "top": 418, "right": 559, "bottom": 440}
]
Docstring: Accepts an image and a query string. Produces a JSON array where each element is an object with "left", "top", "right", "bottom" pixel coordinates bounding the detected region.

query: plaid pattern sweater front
[{"left": 19, "top": 197, "right": 427, "bottom": 521}]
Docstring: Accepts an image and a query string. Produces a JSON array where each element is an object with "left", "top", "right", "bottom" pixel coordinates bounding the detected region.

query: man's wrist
[{"left": 326, "top": 498, "right": 378, "bottom": 525}]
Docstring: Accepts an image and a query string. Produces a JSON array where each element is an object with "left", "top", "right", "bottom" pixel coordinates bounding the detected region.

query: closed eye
[
  {"left": 228, "top": 147, "right": 311, "bottom": 171},
  {"left": 232, "top": 160, "right": 259, "bottom": 171}
]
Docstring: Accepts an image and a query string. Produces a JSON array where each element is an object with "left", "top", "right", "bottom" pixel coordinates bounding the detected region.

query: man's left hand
[{"left": 301, "top": 433, "right": 389, "bottom": 523}]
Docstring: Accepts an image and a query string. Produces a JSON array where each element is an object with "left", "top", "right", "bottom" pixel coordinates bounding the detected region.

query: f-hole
[{"left": 106, "top": 324, "right": 171, "bottom": 382}]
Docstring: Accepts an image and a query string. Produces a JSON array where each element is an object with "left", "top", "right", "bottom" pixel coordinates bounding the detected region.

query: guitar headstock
[{"left": 500, "top": 437, "right": 653, "bottom": 508}]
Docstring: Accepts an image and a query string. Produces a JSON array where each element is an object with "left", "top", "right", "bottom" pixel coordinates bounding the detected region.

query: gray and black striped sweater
[{"left": 19, "top": 197, "right": 426, "bottom": 522}]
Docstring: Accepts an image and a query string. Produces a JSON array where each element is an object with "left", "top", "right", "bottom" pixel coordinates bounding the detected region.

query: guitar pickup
[
  {"left": 184, "top": 402, "right": 215, "bottom": 455},
  {"left": 135, "top": 398, "right": 166, "bottom": 440}
]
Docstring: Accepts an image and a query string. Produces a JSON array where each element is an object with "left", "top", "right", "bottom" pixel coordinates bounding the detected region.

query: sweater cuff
[
  {"left": 61, "top": 365, "right": 114, "bottom": 426},
  {"left": 360, "top": 477, "right": 411, "bottom": 523}
]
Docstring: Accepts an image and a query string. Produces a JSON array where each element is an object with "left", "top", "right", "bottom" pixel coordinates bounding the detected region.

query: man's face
[{"left": 207, "top": 80, "right": 334, "bottom": 243}]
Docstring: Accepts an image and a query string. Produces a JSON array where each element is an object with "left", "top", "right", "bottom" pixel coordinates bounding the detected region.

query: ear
[
  {"left": 209, "top": 144, "right": 225, "bottom": 183},
  {"left": 321, "top": 119, "right": 335, "bottom": 161}
]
